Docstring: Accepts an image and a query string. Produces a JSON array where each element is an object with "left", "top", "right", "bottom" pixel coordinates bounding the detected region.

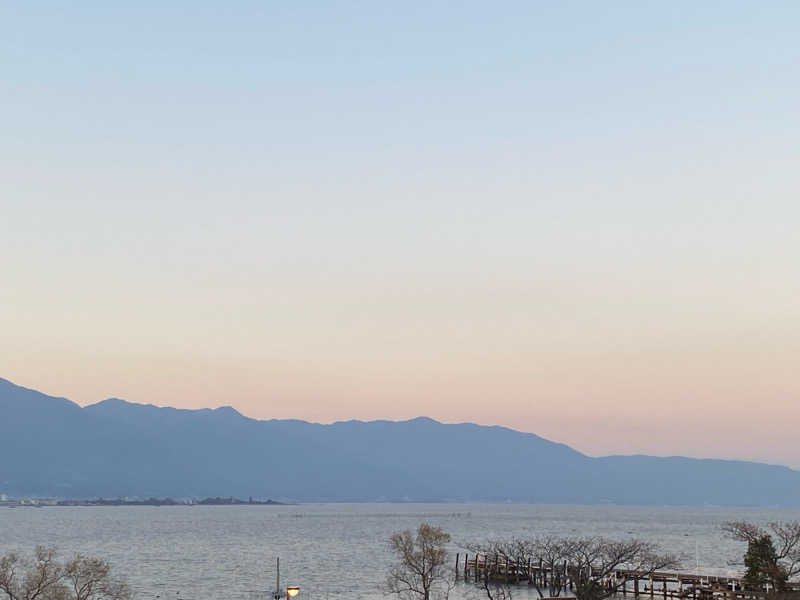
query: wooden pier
[{"left": 455, "top": 553, "right": 800, "bottom": 600}]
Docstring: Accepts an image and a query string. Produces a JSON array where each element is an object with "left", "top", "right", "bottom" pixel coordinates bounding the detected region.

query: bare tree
[
  {"left": 386, "top": 523, "right": 454, "bottom": 600},
  {"left": 463, "top": 539, "right": 521, "bottom": 600},
  {"left": 0, "top": 551, "right": 22, "bottom": 600},
  {"left": 533, "top": 536, "right": 573, "bottom": 598},
  {"left": 0, "top": 548, "right": 129, "bottom": 600},
  {"left": 63, "top": 556, "right": 130, "bottom": 600},
  {"left": 466, "top": 536, "right": 570, "bottom": 600},
  {"left": 723, "top": 521, "right": 800, "bottom": 581},
  {"left": 467, "top": 536, "right": 677, "bottom": 600},
  {"left": 0, "top": 547, "right": 65, "bottom": 600},
  {"left": 564, "top": 537, "right": 679, "bottom": 600}
]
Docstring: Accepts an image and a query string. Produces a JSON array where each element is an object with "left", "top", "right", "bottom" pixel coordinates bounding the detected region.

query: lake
[{"left": 3, "top": 503, "right": 799, "bottom": 600}]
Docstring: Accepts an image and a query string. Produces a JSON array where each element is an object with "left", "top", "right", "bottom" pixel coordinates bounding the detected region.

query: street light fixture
[{"left": 287, "top": 587, "right": 300, "bottom": 599}]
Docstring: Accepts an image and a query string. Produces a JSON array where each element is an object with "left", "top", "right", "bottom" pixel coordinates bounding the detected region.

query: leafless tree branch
[
  {"left": 0, "top": 549, "right": 129, "bottom": 600},
  {"left": 386, "top": 524, "right": 453, "bottom": 600},
  {"left": 723, "top": 521, "right": 800, "bottom": 580}
]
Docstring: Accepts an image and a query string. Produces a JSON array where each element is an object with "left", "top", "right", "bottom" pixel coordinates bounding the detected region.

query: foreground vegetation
[
  {"left": 0, "top": 547, "right": 130, "bottom": 600},
  {"left": 386, "top": 520, "right": 800, "bottom": 600}
]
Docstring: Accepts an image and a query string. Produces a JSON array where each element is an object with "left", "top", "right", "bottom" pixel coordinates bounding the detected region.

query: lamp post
[{"left": 272, "top": 557, "right": 299, "bottom": 600}]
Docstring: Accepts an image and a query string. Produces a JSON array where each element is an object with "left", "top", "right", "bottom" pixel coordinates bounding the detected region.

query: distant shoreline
[{"left": 2, "top": 497, "right": 287, "bottom": 507}]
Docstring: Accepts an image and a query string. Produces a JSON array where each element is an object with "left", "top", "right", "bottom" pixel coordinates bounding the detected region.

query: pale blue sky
[{"left": 3, "top": 2, "right": 800, "bottom": 465}]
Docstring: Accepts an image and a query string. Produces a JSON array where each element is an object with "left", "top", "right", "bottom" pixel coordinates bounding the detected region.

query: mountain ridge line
[{"left": 2, "top": 375, "right": 798, "bottom": 505}]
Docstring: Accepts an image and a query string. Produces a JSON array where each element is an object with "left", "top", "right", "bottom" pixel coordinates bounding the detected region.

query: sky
[{"left": 2, "top": 2, "right": 800, "bottom": 467}]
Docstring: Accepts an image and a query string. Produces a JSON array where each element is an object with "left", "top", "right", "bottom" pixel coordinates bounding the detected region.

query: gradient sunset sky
[{"left": 3, "top": 2, "right": 800, "bottom": 467}]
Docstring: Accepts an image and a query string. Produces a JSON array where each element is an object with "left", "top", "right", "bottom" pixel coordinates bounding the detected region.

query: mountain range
[{"left": 2, "top": 376, "right": 798, "bottom": 506}]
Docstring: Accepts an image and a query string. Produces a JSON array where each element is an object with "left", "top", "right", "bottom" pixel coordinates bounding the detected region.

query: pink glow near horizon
[{"left": 5, "top": 326, "right": 800, "bottom": 469}]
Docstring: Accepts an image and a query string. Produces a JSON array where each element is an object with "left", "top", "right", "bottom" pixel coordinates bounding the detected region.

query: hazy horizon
[{"left": 4, "top": 3, "right": 800, "bottom": 469}]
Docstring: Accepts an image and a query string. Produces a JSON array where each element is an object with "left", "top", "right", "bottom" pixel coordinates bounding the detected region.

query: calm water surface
[{"left": 2, "top": 504, "right": 799, "bottom": 600}]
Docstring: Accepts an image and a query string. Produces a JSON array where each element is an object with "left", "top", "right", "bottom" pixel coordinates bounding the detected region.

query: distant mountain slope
[{"left": 2, "top": 377, "right": 799, "bottom": 505}]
